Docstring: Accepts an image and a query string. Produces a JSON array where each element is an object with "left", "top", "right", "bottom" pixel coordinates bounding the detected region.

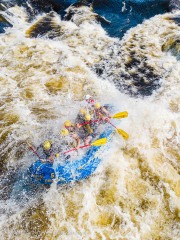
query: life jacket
[
  {"left": 85, "top": 124, "right": 93, "bottom": 134},
  {"left": 60, "top": 126, "right": 78, "bottom": 149}
]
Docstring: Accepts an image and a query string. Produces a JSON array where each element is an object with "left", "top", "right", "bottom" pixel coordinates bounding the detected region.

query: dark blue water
[
  {"left": 0, "top": 0, "right": 169, "bottom": 37},
  {"left": 93, "top": 0, "right": 169, "bottom": 37}
]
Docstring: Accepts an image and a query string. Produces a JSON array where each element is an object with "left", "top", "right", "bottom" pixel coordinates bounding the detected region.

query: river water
[{"left": 0, "top": 0, "right": 179, "bottom": 239}]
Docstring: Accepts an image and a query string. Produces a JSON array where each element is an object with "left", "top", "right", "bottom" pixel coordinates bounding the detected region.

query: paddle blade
[
  {"left": 117, "top": 128, "right": 129, "bottom": 140},
  {"left": 91, "top": 138, "right": 107, "bottom": 146},
  {"left": 112, "top": 111, "right": 128, "bottom": 119}
]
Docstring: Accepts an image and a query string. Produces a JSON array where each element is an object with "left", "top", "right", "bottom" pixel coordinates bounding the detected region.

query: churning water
[{"left": 0, "top": 0, "right": 179, "bottom": 239}]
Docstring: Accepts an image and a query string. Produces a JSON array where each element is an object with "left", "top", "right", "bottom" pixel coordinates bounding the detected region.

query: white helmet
[{"left": 84, "top": 94, "right": 92, "bottom": 100}]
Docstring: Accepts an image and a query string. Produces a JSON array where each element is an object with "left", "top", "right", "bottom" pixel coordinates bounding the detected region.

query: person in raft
[
  {"left": 74, "top": 109, "right": 95, "bottom": 145},
  {"left": 76, "top": 108, "right": 87, "bottom": 128},
  {"left": 76, "top": 111, "right": 99, "bottom": 144},
  {"left": 79, "top": 113, "right": 95, "bottom": 145},
  {"left": 76, "top": 101, "right": 111, "bottom": 143},
  {"left": 84, "top": 95, "right": 95, "bottom": 113},
  {"left": 60, "top": 114, "right": 95, "bottom": 149},
  {"left": 84, "top": 95, "right": 111, "bottom": 121},
  {"left": 36, "top": 140, "right": 57, "bottom": 163},
  {"left": 62, "top": 120, "right": 81, "bottom": 150},
  {"left": 92, "top": 102, "right": 111, "bottom": 122}
]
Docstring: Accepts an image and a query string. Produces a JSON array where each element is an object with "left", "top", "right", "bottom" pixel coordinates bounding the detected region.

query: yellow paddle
[
  {"left": 91, "top": 138, "right": 107, "bottom": 146},
  {"left": 111, "top": 111, "right": 128, "bottom": 119},
  {"left": 109, "top": 122, "right": 129, "bottom": 140},
  {"left": 79, "top": 111, "right": 128, "bottom": 127},
  {"left": 116, "top": 128, "right": 129, "bottom": 140},
  {"left": 63, "top": 138, "right": 107, "bottom": 154}
]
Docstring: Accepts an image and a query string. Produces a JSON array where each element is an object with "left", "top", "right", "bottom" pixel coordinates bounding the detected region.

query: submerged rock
[
  {"left": 64, "top": 1, "right": 110, "bottom": 25},
  {"left": 72, "top": 0, "right": 94, "bottom": 8},
  {"left": 0, "top": 3, "right": 13, "bottom": 31},
  {"left": 25, "top": 11, "right": 62, "bottom": 38},
  {"left": 93, "top": 13, "right": 180, "bottom": 97},
  {"left": 162, "top": 36, "right": 180, "bottom": 60}
]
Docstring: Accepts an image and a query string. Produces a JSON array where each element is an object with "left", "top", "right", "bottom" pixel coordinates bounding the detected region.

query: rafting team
[{"left": 29, "top": 95, "right": 111, "bottom": 163}]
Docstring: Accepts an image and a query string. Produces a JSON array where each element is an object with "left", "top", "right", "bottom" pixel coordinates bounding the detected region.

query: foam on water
[{"left": 0, "top": 4, "right": 179, "bottom": 240}]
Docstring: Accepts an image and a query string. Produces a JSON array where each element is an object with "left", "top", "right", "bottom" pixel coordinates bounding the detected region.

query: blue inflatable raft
[{"left": 28, "top": 127, "right": 114, "bottom": 185}]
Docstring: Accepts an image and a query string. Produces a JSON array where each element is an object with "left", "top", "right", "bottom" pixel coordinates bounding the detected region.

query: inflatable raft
[{"left": 28, "top": 127, "right": 114, "bottom": 185}]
